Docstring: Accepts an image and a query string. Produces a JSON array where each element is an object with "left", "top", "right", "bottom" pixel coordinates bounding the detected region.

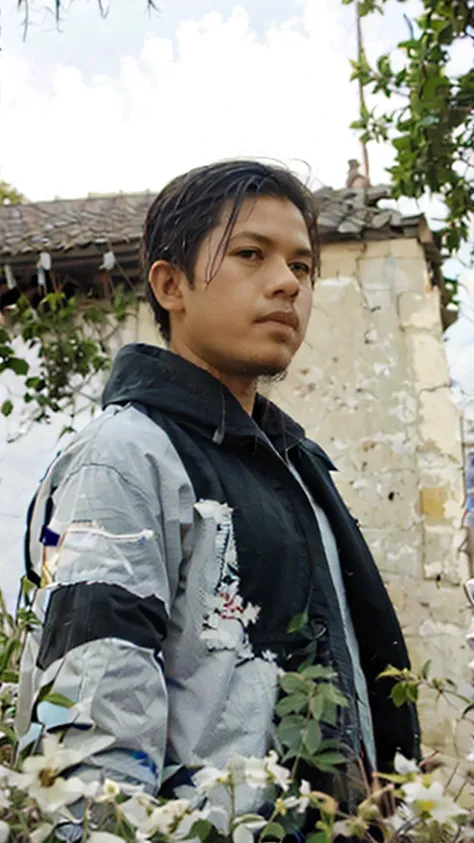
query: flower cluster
[{"left": 1, "top": 594, "right": 473, "bottom": 843}]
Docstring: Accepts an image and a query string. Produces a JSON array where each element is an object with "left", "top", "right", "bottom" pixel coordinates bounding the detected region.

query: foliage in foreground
[
  {"left": 15, "top": 0, "right": 158, "bottom": 39},
  {"left": 345, "top": 0, "right": 474, "bottom": 260},
  {"left": 0, "top": 589, "right": 473, "bottom": 842},
  {"left": 0, "top": 285, "right": 137, "bottom": 431}
]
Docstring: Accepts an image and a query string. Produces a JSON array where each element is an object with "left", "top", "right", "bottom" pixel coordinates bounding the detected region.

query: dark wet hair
[{"left": 142, "top": 159, "right": 320, "bottom": 342}]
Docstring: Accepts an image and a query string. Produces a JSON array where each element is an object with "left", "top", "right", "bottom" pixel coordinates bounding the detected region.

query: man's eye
[
  {"left": 290, "top": 262, "right": 312, "bottom": 276},
  {"left": 235, "top": 249, "right": 261, "bottom": 261}
]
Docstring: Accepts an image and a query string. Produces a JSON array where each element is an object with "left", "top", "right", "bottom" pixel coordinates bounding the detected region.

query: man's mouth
[{"left": 257, "top": 310, "right": 299, "bottom": 330}]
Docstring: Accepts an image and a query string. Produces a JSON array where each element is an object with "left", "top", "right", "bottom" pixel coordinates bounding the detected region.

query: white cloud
[{"left": 3, "top": 0, "right": 375, "bottom": 200}]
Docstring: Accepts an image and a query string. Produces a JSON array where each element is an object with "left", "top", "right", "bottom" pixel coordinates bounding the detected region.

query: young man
[{"left": 18, "top": 160, "right": 419, "bottom": 820}]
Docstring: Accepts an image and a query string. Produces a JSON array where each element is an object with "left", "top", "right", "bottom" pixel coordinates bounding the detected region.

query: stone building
[{"left": 0, "top": 186, "right": 470, "bottom": 770}]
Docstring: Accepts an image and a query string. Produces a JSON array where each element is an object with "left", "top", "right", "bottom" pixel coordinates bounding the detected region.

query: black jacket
[{"left": 102, "top": 343, "right": 421, "bottom": 773}]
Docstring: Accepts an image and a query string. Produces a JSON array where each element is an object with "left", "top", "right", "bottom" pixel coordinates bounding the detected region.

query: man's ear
[{"left": 149, "top": 260, "right": 187, "bottom": 316}]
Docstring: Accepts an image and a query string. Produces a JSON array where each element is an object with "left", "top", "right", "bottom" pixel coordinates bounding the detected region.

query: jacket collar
[{"left": 102, "top": 343, "right": 307, "bottom": 455}]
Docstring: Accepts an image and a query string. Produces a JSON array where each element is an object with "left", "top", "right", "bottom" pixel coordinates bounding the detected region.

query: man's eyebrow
[{"left": 229, "top": 230, "right": 314, "bottom": 259}]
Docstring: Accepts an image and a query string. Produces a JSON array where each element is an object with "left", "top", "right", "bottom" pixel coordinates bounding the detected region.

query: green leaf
[
  {"left": 310, "top": 693, "right": 324, "bottom": 721},
  {"left": 0, "top": 637, "right": 21, "bottom": 674},
  {"left": 261, "top": 823, "right": 286, "bottom": 840},
  {"left": 59, "top": 425, "right": 76, "bottom": 439},
  {"left": 277, "top": 714, "right": 305, "bottom": 750},
  {"left": 275, "top": 693, "right": 308, "bottom": 716},
  {"left": 0, "top": 721, "right": 18, "bottom": 745},
  {"left": 1, "top": 400, "right": 13, "bottom": 417},
  {"left": 324, "top": 684, "right": 349, "bottom": 708},
  {"left": 306, "top": 834, "right": 330, "bottom": 843},
  {"left": 321, "top": 701, "right": 338, "bottom": 726},
  {"left": 312, "top": 751, "right": 345, "bottom": 772},
  {"left": 43, "top": 691, "right": 74, "bottom": 709},
  {"left": 1, "top": 670, "right": 19, "bottom": 683},
  {"left": 378, "top": 665, "right": 404, "bottom": 680},
  {"left": 407, "top": 685, "right": 419, "bottom": 703},
  {"left": 36, "top": 679, "right": 55, "bottom": 706},
  {"left": 7, "top": 357, "right": 29, "bottom": 375},
  {"left": 390, "top": 683, "right": 408, "bottom": 708},
  {"left": 304, "top": 719, "right": 322, "bottom": 754},
  {"left": 25, "top": 376, "right": 45, "bottom": 391},
  {"left": 318, "top": 738, "right": 341, "bottom": 751},
  {"left": 287, "top": 612, "right": 308, "bottom": 633},
  {"left": 301, "top": 665, "right": 336, "bottom": 681},
  {"left": 420, "top": 660, "right": 431, "bottom": 680},
  {"left": 279, "top": 673, "right": 310, "bottom": 695},
  {"left": 189, "top": 819, "right": 214, "bottom": 841}
]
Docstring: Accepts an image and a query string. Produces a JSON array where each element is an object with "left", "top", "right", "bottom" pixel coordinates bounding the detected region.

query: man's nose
[{"left": 267, "top": 260, "right": 300, "bottom": 298}]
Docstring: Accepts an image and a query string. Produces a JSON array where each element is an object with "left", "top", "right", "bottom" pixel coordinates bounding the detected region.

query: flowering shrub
[{"left": 0, "top": 588, "right": 472, "bottom": 842}]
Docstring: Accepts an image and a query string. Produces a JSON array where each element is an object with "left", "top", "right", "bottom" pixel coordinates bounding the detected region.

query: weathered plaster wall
[
  {"left": 0, "top": 239, "right": 469, "bottom": 766},
  {"left": 271, "top": 238, "right": 470, "bottom": 767}
]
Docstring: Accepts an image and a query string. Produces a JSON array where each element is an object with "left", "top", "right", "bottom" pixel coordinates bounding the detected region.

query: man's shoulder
[
  {"left": 299, "top": 437, "right": 337, "bottom": 472},
  {"left": 56, "top": 403, "right": 185, "bottom": 484},
  {"left": 76, "top": 402, "right": 165, "bottom": 450}
]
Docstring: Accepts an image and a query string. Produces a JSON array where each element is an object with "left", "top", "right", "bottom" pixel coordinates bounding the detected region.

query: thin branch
[
  {"left": 97, "top": 0, "right": 110, "bottom": 18},
  {"left": 17, "top": 0, "right": 29, "bottom": 41},
  {"left": 356, "top": 0, "right": 371, "bottom": 183}
]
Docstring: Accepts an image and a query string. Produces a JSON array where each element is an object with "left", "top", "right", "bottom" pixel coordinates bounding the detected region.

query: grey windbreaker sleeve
[{"left": 16, "top": 405, "right": 195, "bottom": 793}]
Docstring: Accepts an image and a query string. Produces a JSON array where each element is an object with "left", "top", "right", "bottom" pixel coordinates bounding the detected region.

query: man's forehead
[{"left": 219, "top": 194, "right": 311, "bottom": 242}]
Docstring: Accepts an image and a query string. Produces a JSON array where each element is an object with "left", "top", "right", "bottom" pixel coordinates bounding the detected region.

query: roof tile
[{"left": 0, "top": 186, "right": 422, "bottom": 260}]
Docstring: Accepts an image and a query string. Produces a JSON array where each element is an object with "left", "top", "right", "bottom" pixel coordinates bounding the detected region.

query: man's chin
[
  {"left": 258, "top": 368, "right": 289, "bottom": 386},
  {"left": 233, "top": 359, "right": 290, "bottom": 379}
]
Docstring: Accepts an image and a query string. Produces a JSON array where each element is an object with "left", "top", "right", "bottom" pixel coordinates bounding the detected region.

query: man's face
[{"left": 170, "top": 195, "right": 315, "bottom": 378}]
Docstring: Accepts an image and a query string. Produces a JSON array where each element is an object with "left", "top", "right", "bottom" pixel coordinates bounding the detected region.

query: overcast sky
[{"left": 3, "top": 0, "right": 428, "bottom": 202}]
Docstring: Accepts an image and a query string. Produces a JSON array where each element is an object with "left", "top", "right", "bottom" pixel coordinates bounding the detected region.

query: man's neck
[{"left": 168, "top": 341, "right": 257, "bottom": 415}]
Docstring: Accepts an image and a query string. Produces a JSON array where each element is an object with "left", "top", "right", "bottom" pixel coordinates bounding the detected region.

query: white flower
[
  {"left": 265, "top": 751, "right": 290, "bottom": 792},
  {"left": 141, "top": 799, "right": 191, "bottom": 837},
  {"left": 233, "top": 815, "right": 268, "bottom": 838},
  {"left": 195, "top": 752, "right": 289, "bottom": 796},
  {"left": 30, "top": 825, "right": 54, "bottom": 843},
  {"left": 394, "top": 753, "right": 419, "bottom": 775},
  {"left": 295, "top": 780, "right": 311, "bottom": 813},
  {"left": 333, "top": 818, "right": 368, "bottom": 838},
  {"left": 467, "top": 737, "right": 474, "bottom": 762},
  {"left": 31, "top": 774, "right": 85, "bottom": 814},
  {"left": 280, "top": 780, "right": 311, "bottom": 814},
  {"left": 332, "top": 820, "right": 352, "bottom": 838},
  {"left": 8, "top": 733, "right": 98, "bottom": 813},
  {"left": 193, "top": 766, "right": 230, "bottom": 794},
  {"left": 96, "top": 778, "right": 122, "bottom": 801},
  {"left": 24, "top": 733, "right": 85, "bottom": 775},
  {"left": 121, "top": 792, "right": 158, "bottom": 829},
  {"left": 207, "top": 804, "right": 232, "bottom": 835},
  {"left": 238, "top": 757, "right": 267, "bottom": 788},
  {"left": 403, "top": 779, "right": 468, "bottom": 824},
  {"left": 123, "top": 795, "right": 195, "bottom": 838},
  {"left": 87, "top": 834, "right": 126, "bottom": 843},
  {"left": 232, "top": 825, "right": 254, "bottom": 843},
  {"left": 0, "top": 820, "right": 9, "bottom": 843}
]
